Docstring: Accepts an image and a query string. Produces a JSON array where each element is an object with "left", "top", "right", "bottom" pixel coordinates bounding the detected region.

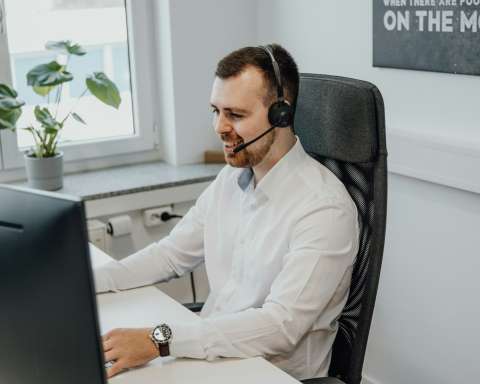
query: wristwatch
[{"left": 150, "top": 323, "right": 172, "bottom": 357}]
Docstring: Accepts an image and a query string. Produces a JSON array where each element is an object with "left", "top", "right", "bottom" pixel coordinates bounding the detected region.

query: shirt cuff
[{"left": 169, "top": 321, "right": 206, "bottom": 359}]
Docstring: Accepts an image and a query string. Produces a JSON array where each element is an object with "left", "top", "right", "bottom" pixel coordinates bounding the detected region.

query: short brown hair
[{"left": 215, "top": 44, "right": 299, "bottom": 114}]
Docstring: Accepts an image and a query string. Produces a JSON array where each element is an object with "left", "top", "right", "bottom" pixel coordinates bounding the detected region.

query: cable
[
  {"left": 160, "top": 212, "right": 183, "bottom": 221},
  {"left": 160, "top": 210, "right": 197, "bottom": 303}
]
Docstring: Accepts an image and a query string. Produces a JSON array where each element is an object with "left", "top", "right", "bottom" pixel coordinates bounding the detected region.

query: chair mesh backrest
[
  {"left": 294, "top": 74, "right": 387, "bottom": 384},
  {"left": 312, "top": 156, "right": 375, "bottom": 380}
]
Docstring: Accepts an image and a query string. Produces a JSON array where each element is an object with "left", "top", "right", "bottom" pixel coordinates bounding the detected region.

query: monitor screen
[{"left": 0, "top": 184, "right": 106, "bottom": 384}]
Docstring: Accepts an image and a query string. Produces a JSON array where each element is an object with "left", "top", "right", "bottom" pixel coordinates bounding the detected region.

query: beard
[{"left": 221, "top": 129, "right": 276, "bottom": 168}]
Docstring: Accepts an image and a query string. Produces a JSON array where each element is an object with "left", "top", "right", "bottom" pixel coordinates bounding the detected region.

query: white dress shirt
[{"left": 94, "top": 137, "right": 359, "bottom": 381}]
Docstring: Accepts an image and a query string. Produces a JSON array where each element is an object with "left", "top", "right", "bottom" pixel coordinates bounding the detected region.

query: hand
[{"left": 102, "top": 328, "right": 158, "bottom": 378}]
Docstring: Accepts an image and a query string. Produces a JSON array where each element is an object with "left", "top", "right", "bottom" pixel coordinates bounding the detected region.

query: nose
[{"left": 213, "top": 112, "right": 232, "bottom": 135}]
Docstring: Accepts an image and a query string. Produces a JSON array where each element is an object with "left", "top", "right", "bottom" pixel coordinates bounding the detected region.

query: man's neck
[{"left": 252, "top": 133, "right": 296, "bottom": 186}]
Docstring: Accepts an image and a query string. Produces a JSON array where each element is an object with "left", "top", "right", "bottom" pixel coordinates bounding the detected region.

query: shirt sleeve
[
  {"left": 169, "top": 198, "right": 359, "bottom": 360},
  {"left": 93, "top": 179, "right": 215, "bottom": 293}
]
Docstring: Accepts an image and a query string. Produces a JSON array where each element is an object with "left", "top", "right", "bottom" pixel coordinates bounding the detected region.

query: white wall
[
  {"left": 256, "top": 1, "right": 480, "bottom": 383},
  {"left": 154, "top": 0, "right": 258, "bottom": 165},
  {"left": 365, "top": 173, "right": 480, "bottom": 384},
  {"left": 257, "top": 0, "right": 480, "bottom": 193}
]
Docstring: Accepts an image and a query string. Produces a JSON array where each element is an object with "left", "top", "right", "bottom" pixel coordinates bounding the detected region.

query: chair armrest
[
  {"left": 183, "top": 302, "right": 204, "bottom": 312},
  {"left": 301, "top": 377, "right": 346, "bottom": 384}
]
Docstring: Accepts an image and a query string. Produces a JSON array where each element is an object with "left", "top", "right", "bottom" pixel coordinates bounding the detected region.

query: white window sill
[{"left": 5, "top": 160, "right": 224, "bottom": 218}]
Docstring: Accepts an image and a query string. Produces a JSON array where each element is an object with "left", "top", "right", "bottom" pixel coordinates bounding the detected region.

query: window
[{"left": 0, "top": 0, "right": 157, "bottom": 170}]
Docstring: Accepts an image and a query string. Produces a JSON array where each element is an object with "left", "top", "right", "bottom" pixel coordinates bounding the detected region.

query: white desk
[{"left": 89, "top": 244, "right": 300, "bottom": 384}]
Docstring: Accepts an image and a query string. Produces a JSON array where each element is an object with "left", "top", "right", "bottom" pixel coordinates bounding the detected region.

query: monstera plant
[{"left": 0, "top": 40, "right": 121, "bottom": 190}]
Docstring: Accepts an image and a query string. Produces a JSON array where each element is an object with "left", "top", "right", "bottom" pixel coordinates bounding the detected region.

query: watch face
[
  {"left": 153, "top": 324, "right": 172, "bottom": 343},
  {"left": 153, "top": 327, "right": 165, "bottom": 342}
]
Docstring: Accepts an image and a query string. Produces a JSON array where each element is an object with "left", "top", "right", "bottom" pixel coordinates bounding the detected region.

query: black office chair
[
  {"left": 296, "top": 74, "right": 387, "bottom": 384},
  {"left": 185, "top": 73, "right": 388, "bottom": 384}
]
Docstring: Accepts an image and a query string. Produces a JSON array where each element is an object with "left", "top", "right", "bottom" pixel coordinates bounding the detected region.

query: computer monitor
[{"left": 0, "top": 184, "right": 106, "bottom": 384}]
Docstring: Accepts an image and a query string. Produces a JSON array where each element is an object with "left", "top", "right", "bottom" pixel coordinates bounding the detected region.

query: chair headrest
[{"left": 293, "top": 74, "right": 380, "bottom": 163}]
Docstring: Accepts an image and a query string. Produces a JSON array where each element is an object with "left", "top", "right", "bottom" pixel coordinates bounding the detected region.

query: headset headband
[{"left": 259, "top": 45, "right": 284, "bottom": 102}]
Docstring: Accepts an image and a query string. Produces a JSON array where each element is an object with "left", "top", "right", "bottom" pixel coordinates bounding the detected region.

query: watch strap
[{"left": 159, "top": 342, "right": 170, "bottom": 357}]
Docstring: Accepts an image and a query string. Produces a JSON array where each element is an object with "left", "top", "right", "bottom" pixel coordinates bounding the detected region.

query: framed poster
[{"left": 373, "top": 1, "right": 480, "bottom": 76}]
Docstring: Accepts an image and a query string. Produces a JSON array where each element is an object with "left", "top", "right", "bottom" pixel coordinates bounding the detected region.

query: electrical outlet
[{"left": 143, "top": 205, "right": 173, "bottom": 227}]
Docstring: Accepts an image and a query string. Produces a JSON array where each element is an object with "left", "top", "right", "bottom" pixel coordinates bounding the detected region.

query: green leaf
[
  {"left": 33, "top": 85, "right": 55, "bottom": 96},
  {"left": 0, "top": 97, "right": 24, "bottom": 110},
  {"left": 0, "top": 84, "right": 24, "bottom": 130},
  {"left": 46, "top": 40, "right": 86, "bottom": 56},
  {"left": 0, "top": 117, "right": 13, "bottom": 129},
  {"left": 86, "top": 72, "right": 121, "bottom": 109},
  {"left": 44, "top": 126, "right": 59, "bottom": 135},
  {"left": 0, "top": 83, "right": 18, "bottom": 98},
  {"left": 0, "top": 108, "right": 22, "bottom": 130},
  {"left": 0, "top": 84, "right": 24, "bottom": 110},
  {"left": 34, "top": 106, "right": 58, "bottom": 128},
  {"left": 71, "top": 112, "right": 86, "bottom": 125},
  {"left": 27, "top": 61, "right": 73, "bottom": 87}
]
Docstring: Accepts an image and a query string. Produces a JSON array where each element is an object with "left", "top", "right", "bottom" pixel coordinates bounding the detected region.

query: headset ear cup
[{"left": 268, "top": 101, "right": 293, "bottom": 128}]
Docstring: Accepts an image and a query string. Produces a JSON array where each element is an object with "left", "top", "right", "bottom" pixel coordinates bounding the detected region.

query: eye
[
  {"left": 211, "top": 107, "right": 219, "bottom": 115},
  {"left": 228, "top": 112, "right": 243, "bottom": 120}
]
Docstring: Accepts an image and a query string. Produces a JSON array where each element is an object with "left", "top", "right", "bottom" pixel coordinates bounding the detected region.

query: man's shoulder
[{"left": 295, "top": 155, "right": 356, "bottom": 211}]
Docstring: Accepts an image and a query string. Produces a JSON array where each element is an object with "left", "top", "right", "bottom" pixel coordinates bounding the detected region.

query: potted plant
[{"left": 0, "top": 40, "right": 121, "bottom": 190}]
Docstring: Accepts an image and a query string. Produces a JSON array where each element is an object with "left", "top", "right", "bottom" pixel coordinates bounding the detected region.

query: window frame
[{"left": 0, "top": 0, "right": 158, "bottom": 170}]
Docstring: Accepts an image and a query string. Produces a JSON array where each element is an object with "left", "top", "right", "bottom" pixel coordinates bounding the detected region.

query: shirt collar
[
  {"left": 236, "top": 136, "right": 306, "bottom": 198},
  {"left": 237, "top": 167, "right": 254, "bottom": 191}
]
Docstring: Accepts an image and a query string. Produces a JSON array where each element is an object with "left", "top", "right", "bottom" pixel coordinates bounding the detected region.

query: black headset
[
  {"left": 259, "top": 45, "right": 293, "bottom": 128},
  {"left": 232, "top": 45, "right": 294, "bottom": 154}
]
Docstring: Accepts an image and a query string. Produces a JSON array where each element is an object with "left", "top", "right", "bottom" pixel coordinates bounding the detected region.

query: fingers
[
  {"left": 103, "top": 338, "right": 113, "bottom": 352},
  {"left": 102, "top": 328, "right": 121, "bottom": 351},
  {"left": 105, "top": 349, "right": 119, "bottom": 363},
  {"left": 106, "top": 359, "right": 125, "bottom": 379},
  {"left": 102, "top": 328, "right": 157, "bottom": 379},
  {"left": 103, "top": 329, "right": 120, "bottom": 378},
  {"left": 102, "top": 328, "right": 118, "bottom": 342},
  {"left": 102, "top": 333, "right": 111, "bottom": 343}
]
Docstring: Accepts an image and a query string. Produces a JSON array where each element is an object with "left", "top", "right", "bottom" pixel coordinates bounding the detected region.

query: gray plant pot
[{"left": 24, "top": 151, "right": 64, "bottom": 191}]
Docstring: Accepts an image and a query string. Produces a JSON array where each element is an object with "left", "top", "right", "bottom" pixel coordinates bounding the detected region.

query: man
[{"left": 94, "top": 44, "right": 359, "bottom": 381}]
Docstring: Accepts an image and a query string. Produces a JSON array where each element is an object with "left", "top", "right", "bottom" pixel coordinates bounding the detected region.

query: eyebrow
[{"left": 210, "top": 103, "right": 249, "bottom": 114}]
